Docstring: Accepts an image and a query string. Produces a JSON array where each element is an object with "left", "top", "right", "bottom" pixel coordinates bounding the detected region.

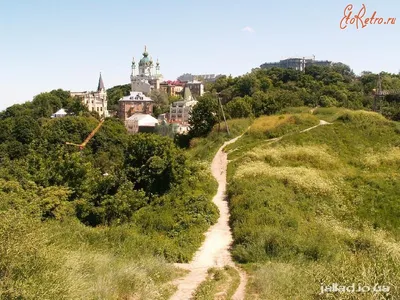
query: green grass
[
  {"left": 0, "top": 117, "right": 254, "bottom": 299},
  {"left": 226, "top": 110, "right": 400, "bottom": 299},
  {"left": 280, "top": 106, "right": 314, "bottom": 114},
  {"left": 224, "top": 113, "right": 320, "bottom": 162},
  {"left": 0, "top": 211, "right": 185, "bottom": 300},
  {"left": 0, "top": 158, "right": 218, "bottom": 299},
  {"left": 187, "top": 118, "right": 253, "bottom": 161},
  {"left": 193, "top": 266, "right": 240, "bottom": 300},
  {"left": 313, "top": 106, "right": 349, "bottom": 122}
]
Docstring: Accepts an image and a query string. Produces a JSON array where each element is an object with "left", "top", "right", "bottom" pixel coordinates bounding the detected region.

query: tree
[
  {"left": 251, "top": 91, "right": 279, "bottom": 116},
  {"left": 106, "top": 84, "right": 131, "bottom": 110},
  {"left": 12, "top": 116, "right": 39, "bottom": 144},
  {"left": 32, "top": 93, "right": 62, "bottom": 118},
  {"left": 235, "top": 74, "right": 260, "bottom": 97},
  {"left": 0, "top": 103, "right": 34, "bottom": 120},
  {"left": 188, "top": 94, "right": 218, "bottom": 137},
  {"left": 124, "top": 134, "right": 187, "bottom": 196},
  {"left": 212, "top": 75, "right": 229, "bottom": 92},
  {"left": 150, "top": 90, "right": 169, "bottom": 117},
  {"left": 360, "top": 72, "right": 378, "bottom": 94},
  {"left": 226, "top": 97, "right": 253, "bottom": 118},
  {"left": 50, "top": 89, "right": 71, "bottom": 107},
  {"left": 332, "top": 62, "right": 355, "bottom": 80},
  {"left": 319, "top": 95, "right": 339, "bottom": 107},
  {"left": 66, "top": 97, "right": 89, "bottom": 116}
]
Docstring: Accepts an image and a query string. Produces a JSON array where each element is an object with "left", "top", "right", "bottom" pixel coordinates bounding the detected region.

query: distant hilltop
[
  {"left": 260, "top": 56, "right": 332, "bottom": 72},
  {"left": 177, "top": 73, "right": 224, "bottom": 82}
]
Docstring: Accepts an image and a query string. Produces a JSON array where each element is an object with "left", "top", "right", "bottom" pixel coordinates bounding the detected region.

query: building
[
  {"left": 177, "top": 73, "right": 195, "bottom": 82},
  {"left": 159, "top": 80, "right": 184, "bottom": 97},
  {"left": 260, "top": 56, "right": 332, "bottom": 72},
  {"left": 118, "top": 91, "right": 154, "bottom": 121},
  {"left": 130, "top": 46, "right": 163, "bottom": 95},
  {"left": 125, "top": 113, "right": 159, "bottom": 134},
  {"left": 70, "top": 73, "right": 109, "bottom": 118},
  {"left": 185, "top": 80, "right": 204, "bottom": 98},
  {"left": 160, "top": 79, "right": 204, "bottom": 98},
  {"left": 177, "top": 73, "right": 223, "bottom": 82},
  {"left": 168, "top": 86, "right": 198, "bottom": 124},
  {"left": 51, "top": 108, "right": 68, "bottom": 118}
]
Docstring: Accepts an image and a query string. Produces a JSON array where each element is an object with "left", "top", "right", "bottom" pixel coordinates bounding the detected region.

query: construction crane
[{"left": 65, "top": 119, "right": 105, "bottom": 151}]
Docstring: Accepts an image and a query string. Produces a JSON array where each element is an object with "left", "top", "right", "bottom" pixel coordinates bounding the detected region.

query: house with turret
[{"left": 70, "top": 73, "right": 109, "bottom": 118}]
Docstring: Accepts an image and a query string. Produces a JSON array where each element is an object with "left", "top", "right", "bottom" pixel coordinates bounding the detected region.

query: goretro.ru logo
[{"left": 340, "top": 4, "right": 396, "bottom": 29}]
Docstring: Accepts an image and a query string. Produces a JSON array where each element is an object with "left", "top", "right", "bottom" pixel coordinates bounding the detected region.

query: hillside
[
  {"left": 1, "top": 64, "right": 400, "bottom": 299},
  {"left": 0, "top": 105, "right": 221, "bottom": 298},
  {"left": 225, "top": 109, "right": 400, "bottom": 299}
]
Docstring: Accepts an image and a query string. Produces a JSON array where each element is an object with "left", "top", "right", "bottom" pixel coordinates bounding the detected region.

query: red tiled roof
[{"left": 161, "top": 80, "right": 184, "bottom": 86}]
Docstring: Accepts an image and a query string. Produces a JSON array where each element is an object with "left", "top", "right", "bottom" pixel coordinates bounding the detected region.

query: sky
[{"left": 0, "top": 0, "right": 399, "bottom": 111}]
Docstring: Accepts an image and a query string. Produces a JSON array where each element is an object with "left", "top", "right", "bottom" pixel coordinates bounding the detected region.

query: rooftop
[
  {"left": 119, "top": 91, "right": 153, "bottom": 102},
  {"left": 126, "top": 113, "right": 158, "bottom": 126},
  {"left": 161, "top": 80, "right": 184, "bottom": 86}
]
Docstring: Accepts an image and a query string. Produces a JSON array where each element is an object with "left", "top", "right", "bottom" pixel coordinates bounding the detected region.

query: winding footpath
[
  {"left": 170, "top": 119, "right": 331, "bottom": 300},
  {"left": 170, "top": 135, "right": 247, "bottom": 300}
]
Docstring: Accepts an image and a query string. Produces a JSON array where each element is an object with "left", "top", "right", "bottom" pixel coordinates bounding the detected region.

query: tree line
[
  {"left": 188, "top": 64, "right": 400, "bottom": 138},
  {"left": 0, "top": 90, "right": 215, "bottom": 228}
]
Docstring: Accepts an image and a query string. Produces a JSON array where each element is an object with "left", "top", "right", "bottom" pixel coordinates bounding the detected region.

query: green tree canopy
[{"left": 188, "top": 93, "right": 219, "bottom": 137}]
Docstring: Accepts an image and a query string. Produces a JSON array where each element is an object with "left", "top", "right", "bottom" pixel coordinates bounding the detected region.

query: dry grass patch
[
  {"left": 247, "top": 144, "right": 340, "bottom": 170},
  {"left": 249, "top": 115, "right": 292, "bottom": 135},
  {"left": 363, "top": 147, "right": 400, "bottom": 168},
  {"left": 316, "top": 216, "right": 400, "bottom": 260},
  {"left": 60, "top": 249, "right": 179, "bottom": 300},
  {"left": 234, "top": 161, "right": 337, "bottom": 196}
]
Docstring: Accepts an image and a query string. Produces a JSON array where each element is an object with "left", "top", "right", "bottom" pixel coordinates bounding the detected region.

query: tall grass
[
  {"left": 187, "top": 118, "right": 252, "bottom": 161},
  {"left": 224, "top": 113, "right": 320, "bottom": 161},
  {"left": 0, "top": 210, "right": 184, "bottom": 300},
  {"left": 226, "top": 110, "right": 400, "bottom": 299},
  {"left": 0, "top": 157, "right": 219, "bottom": 298}
]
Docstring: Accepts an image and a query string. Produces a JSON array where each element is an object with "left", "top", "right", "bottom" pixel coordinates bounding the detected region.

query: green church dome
[
  {"left": 139, "top": 56, "right": 150, "bottom": 66},
  {"left": 139, "top": 46, "right": 153, "bottom": 66}
]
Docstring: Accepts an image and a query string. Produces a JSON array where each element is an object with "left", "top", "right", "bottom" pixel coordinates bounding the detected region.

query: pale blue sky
[{"left": 0, "top": 0, "right": 399, "bottom": 110}]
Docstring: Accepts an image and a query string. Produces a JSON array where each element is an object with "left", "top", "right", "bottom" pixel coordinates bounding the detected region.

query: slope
[{"left": 226, "top": 109, "right": 400, "bottom": 299}]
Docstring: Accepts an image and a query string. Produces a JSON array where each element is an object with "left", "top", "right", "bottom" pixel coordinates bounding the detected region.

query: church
[
  {"left": 118, "top": 46, "right": 163, "bottom": 121},
  {"left": 130, "top": 46, "right": 163, "bottom": 95}
]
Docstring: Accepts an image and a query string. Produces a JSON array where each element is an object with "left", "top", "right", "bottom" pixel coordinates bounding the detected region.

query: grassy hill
[
  {"left": 0, "top": 114, "right": 222, "bottom": 299},
  {"left": 225, "top": 109, "right": 400, "bottom": 299},
  {"left": 0, "top": 165, "right": 218, "bottom": 300}
]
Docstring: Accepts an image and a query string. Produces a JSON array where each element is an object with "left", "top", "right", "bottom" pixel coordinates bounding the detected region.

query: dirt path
[
  {"left": 170, "top": 135, "right": 247, "bottom": 300},
  {"left": 170, "top": 120, "right": 331, "bottom": 299},
  {"left": 300, "top": 119, "right": 331, "bottom": 133}
]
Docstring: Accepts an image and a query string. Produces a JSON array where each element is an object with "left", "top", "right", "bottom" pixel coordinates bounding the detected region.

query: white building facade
[
  {"left": 169, "top": 87, "right": 198, "bottom": 124},
  {"left": 71, "top": 73, "right": 109, "bottom": 118}
]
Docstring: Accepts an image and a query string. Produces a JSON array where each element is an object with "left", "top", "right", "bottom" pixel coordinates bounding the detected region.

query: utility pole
[
  {"left": 216, "top": 93, "right": 221, "bottom": 132},
  {"left": 216, "top": 92, "right": 229, "bottom": 136},
  {"left": 374, "top": 74, "right": 383, "bottom": 112}
]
